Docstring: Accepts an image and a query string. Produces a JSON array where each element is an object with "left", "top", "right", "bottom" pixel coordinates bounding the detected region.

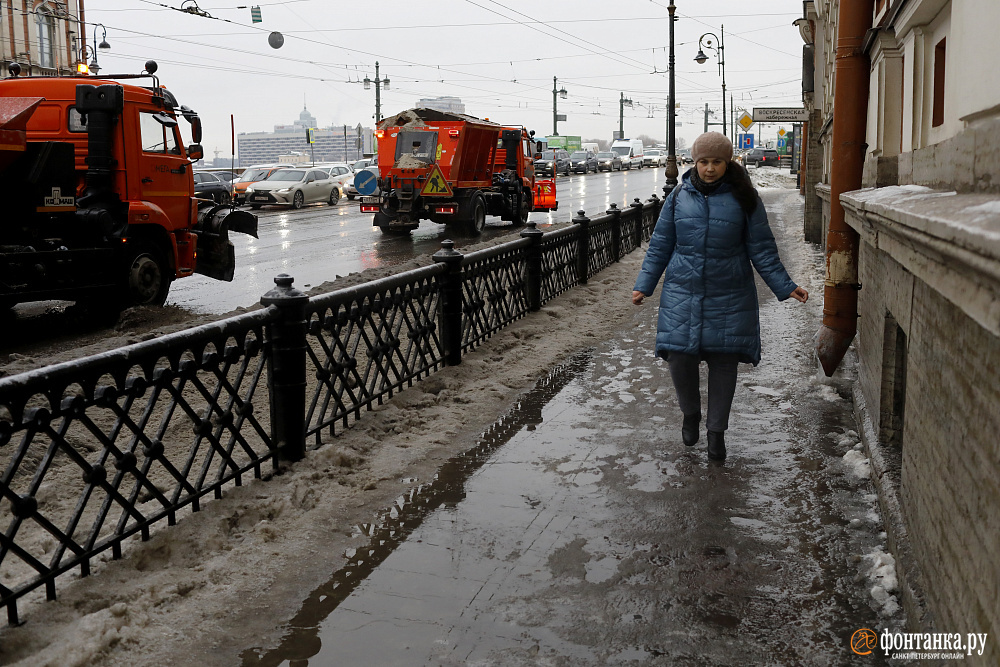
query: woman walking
[{"left": 632, "top": 132, "right": 808, "bottom": 461}]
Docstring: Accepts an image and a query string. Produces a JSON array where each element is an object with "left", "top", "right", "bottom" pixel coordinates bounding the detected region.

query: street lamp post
[
  {"left": 619, "top": 92, "right": 633, "bottom": 138},
  {"left": 363, "top": 61, "right": 390, "bottom": 123},
  {"left": 552, "top": 76, "right": 568, "bottom": 136},
  {"left": 664, "top": 2, "right": 679, "bottom": 194},
  {"left": 694, "top": 26, "right": 727, "bottom": 136},
  {"left": 78, "top": 23, "right": 110, "bottom": 75}
]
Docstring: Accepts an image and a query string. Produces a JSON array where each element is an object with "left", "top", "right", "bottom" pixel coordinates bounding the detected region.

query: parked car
[
  {"left": 533, "top": 149, "right": 571, "bottom": 177},
  {"left": 642, "top": 149, "right": 667, "bottom": 167},
  {"left": 569, "top": 150, "right": 598, "bottom": 174},
  {"left": 193, "top": 171, "right": 233, "bottom": 204},
  {"left": 595, "top": 151, "right": 622, "bottom": 172},
  {"left": 742, "top": 148, "right": 781, "bottom": 167},
  {"left": 245, "top": 168, "right": 340, "bottom": 209},
  {"left": 233, "top": 163, "right": 293, "bottom": 204}
]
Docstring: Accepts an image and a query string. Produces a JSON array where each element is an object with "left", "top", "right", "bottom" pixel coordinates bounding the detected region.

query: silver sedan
[{"left": 246, "top": 168, "right": 340, "bottom": 209}]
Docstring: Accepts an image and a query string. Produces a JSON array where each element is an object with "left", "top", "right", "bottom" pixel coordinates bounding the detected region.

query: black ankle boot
[
  {"left": 682, "top": 413, "right": 701, "bottom": 446},
  {"left": 707, "top": 430, "right": 726, "bottom": 460}
]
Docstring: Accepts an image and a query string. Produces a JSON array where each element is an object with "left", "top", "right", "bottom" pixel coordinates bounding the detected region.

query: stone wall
[{"left": 842, "top": 187, "right": 1000, "bottom": 657}]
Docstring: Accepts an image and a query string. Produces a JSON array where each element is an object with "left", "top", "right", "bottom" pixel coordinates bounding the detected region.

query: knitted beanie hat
[{"left": 691, "top": 131, "right": 733, "bottom": 162}]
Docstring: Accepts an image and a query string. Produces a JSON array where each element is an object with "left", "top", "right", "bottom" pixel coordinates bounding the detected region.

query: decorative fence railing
[{"left": 0, "top": 196, "right": 661, "bottom": 624}]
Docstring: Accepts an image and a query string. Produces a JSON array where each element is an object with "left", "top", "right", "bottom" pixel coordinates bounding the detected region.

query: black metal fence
[{"left": 0, "top": 197, "right": 661, "bottom": 624}]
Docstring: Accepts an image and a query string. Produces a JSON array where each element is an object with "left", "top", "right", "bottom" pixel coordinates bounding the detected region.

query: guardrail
[{"left": 0, "top": 196, "right": 661, "bottom": 624}]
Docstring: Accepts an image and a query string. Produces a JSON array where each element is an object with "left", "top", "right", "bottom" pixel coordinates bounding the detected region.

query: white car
[
  {"left": 643, "top": 149, "right": 667, "bottom": 167},
  {"left": 316, "top": 163, "right": 354, "bottom": 194},
  {"left": 246, "top": 168, "right": 340, "bottom": 209}
]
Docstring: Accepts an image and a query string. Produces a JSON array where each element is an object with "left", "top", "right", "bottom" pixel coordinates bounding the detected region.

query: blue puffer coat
[{"left": 633, "top": 170, "right": 797, "bottom": 365}]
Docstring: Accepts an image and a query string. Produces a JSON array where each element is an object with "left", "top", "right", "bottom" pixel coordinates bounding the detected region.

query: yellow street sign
[
  {"left": 738, "top": 111, "right": 754, "bottom": 131},
  {"left": 778, "top": 128, "right": 786, "bottom": 137},
  {"left": 421, "top": 164, "right": 453, "bottom": 197}
]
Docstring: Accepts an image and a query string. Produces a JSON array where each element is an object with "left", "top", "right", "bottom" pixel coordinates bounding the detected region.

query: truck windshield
[
  {"left": 394, "top": 131, "right": 439, "bottom": 163},
  {"left": 611, "top": 146, "right": 630, "bottom": 157}
]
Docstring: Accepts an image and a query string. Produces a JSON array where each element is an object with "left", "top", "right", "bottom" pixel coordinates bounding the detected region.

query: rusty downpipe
[{"left": 815, "top": 0, "right": 874, "bottom": 376}]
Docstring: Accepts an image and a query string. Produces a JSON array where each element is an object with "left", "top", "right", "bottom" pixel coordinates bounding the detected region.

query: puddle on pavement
[{"left": 240, "top": 351, "right": 593, "bottom": 667}]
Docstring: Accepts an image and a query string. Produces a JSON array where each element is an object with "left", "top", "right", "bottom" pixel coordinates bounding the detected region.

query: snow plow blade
[{"left": 194, "top": 205, "right": 258, "bottom": 281}]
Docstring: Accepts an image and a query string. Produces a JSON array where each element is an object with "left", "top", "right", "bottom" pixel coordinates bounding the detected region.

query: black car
[
  {"left": 569, "top": 150, "right": 598, "bottom": 174},
  {"left": 193, "top": 171, "right": 233, "bottom": 204},
  {"left": 534, "top": 149, "right": 571, "bottom": 177},
  {"left": 742, "top": 149, "right": 781, "bottom": 167}
]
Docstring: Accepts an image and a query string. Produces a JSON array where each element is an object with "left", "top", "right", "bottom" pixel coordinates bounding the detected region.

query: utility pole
[
  {"left": 552, "top": 77, "right": 567, "bottom": 136},
  {"left": 704, "top": 103, "right": 709, "bottom": 133},
  {"left": 619, "top": 92, "right": 633, "bottom": 138},
  {"left": 364, "top": 62, "right": 390, "bottom": 124}
]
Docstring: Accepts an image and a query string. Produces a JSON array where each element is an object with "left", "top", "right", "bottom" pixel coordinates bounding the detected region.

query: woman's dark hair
[{"left": 726, "top": 161, "right": 759, "bottom": 215}]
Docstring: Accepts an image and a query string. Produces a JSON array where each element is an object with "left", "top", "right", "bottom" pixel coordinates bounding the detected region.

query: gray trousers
[{"left": 666, "top": 352, "right": 740, "bottom": 433}]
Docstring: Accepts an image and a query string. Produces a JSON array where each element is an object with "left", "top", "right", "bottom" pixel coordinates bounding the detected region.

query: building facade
[
  {"left": 1, "top": 0, "right": 87, "bottom": 77},
  {"left": 801, "top": 0, "right": 999, "bottom": 654},
  {"left": 237, "top": 107, "right": 375, "bottom": 166},
  {"left": 416, "top": 96, "right": 465, "bottom": 115}
]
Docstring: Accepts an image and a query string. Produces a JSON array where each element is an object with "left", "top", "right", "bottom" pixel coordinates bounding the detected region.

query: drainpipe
[{"left": 815, "top": 0, "right": 874, "bottom": 376}]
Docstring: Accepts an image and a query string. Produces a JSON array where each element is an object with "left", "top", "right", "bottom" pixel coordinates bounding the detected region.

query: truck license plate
[{"left": 361, "top": 196, "right": 381, "bottom": 204}]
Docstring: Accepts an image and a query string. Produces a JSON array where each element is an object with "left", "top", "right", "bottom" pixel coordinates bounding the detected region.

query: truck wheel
[
  {"left": 516, "top": 189, "right": 532, "bottom": 226},
  {"left": 468, "top": 196, "right": 486, "bottom": 235},
  {"left": 292, "top": 191, "right": 305, "bottom": 209},
  {"left": 124, "top": 243, "right": 171, "bottom": 307},
  {"left": 329, "top": 188, "right": 340, "bottom": 205}
]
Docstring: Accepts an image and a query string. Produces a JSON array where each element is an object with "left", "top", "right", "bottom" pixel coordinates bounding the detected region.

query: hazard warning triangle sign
[{"left": 420, "top": 164, "right": 453, "bottom": 197}]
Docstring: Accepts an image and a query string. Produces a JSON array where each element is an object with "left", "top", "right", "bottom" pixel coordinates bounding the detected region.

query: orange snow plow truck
[
  {"left": 0, "top": 61, "right": 257, "bottom": 312},
  {"left": 359, "top": 108, "right": 557, "bottom": 234}
]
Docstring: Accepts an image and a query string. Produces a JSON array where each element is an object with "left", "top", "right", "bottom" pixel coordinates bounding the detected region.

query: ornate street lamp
[
  {"left": 695, "top": 26, "right": 727, "bottom": 136},
  {"left": 664, "top": 2, "right": 679, "bottom": 194}
]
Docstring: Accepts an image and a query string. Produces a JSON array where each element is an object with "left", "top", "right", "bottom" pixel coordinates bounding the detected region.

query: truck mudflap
[
  {"left": 533, "top": 178, "right": 557, "bottom": 212},
  {"left": 193, "top": 204, "right": 258, "bottom": 281}
]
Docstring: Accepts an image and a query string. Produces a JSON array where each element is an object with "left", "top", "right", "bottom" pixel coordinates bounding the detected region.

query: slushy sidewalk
[{"left": 251, "top": 187, "right": 903, "bottom": 666}]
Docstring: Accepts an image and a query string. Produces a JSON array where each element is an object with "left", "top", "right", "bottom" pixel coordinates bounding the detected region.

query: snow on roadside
[{"left": 863, "top": 547, "right": 901, "bottom": 617}]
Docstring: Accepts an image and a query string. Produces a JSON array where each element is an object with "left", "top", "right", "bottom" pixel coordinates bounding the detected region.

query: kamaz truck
[
  {"left": 0, "top": 60, "right": 257, "bottom": 313},
  {"left": 358, "top": 108, "right": 557, "bottom": 235}
]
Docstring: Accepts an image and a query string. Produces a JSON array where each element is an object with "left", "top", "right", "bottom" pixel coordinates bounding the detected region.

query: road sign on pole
[
  {"left": 737, "top": 111, "right": 754, "bottom": 132},
  {"left": 738, "top": 133, "right": 754, "bottom": 149}
]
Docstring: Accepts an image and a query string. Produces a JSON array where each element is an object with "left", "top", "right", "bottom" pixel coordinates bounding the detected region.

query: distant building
[
  {"left": 416, "top": 96, "right": 466, "bottom": 115},
  {"left": 237, "top": 106, "right": 375, "bottom": 166}
]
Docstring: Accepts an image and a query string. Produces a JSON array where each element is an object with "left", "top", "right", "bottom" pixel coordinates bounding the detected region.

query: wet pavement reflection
[{"left": 240, "top": 188, "right": 892, "bottom": 666}]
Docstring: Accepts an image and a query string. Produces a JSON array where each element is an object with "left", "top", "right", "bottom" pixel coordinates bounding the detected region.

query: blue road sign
[
  {"left": 355, "top": 168, "right": 378, "bottom": 196},
  {"left": 777, "top": 138, "right": 787, "bottom": 150},
  {"left": 738, "top": 133, "right": 754, "bottom": 149}
]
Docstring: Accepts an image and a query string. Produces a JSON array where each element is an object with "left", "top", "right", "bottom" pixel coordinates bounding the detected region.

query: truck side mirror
[{"left": 187, "top": 143, "right": 204, "bottom": 160}]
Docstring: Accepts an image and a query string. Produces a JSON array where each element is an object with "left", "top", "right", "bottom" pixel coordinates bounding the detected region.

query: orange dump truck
[
  {"left": 0, "top": 61, "right": 256, "bottom": 313},
  {"left": 359, "top": 108, "right": 556, "bottom": 234}
]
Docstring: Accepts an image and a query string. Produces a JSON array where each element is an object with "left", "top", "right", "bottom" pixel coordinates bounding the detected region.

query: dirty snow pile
[
  {"left": 0, "top": 251, "right": 652, "bottom": 667},
  {"left": 749, "top": 166, "right": 798, "bottom": 190},
  {"left": 863, "top": 548, "right": 901, "bottom": 617}
]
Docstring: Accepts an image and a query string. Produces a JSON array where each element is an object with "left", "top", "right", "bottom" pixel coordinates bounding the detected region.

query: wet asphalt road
[
  {"left": 240, "top": 188, "right": 895, "bottom": 665},
  {"left": 167, "top": 167, "right": 675, "bottom": 315}
]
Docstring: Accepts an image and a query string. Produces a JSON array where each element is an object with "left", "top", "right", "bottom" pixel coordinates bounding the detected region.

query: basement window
[
  {"left": 879, "top": 313, "right": 907, "bottom": 448},
  {"left": 932, "top": 38, "right": 946, "bottom": 127}
]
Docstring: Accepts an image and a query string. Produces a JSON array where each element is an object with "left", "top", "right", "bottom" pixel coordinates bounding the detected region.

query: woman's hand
[
  {"left": 788, "top": 286, "right": 808, "bottom": 303},
  {"left": 632, "top": 290, "right": 646, "bottom": 306}
]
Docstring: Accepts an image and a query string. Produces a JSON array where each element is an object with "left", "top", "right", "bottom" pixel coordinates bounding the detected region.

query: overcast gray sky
[{"left": 87, "top": 0, "right": 806, "bottom": 157}]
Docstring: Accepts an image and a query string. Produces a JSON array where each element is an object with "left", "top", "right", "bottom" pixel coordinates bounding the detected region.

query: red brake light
[
  {"left": 448, "top": 129, "right": 459, "bottom": 137},
  {"left": 361, "top": 204, "right": 380, "bottom": 213}
]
